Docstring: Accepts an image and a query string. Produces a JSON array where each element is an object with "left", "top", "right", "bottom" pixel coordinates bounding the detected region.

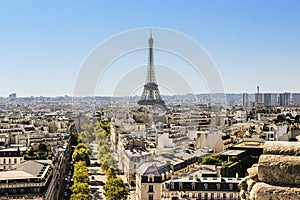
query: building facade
[
  {"left": 162, "top": 177, "right": 241, "bottom": 200},
  {"left": 0, "top": 147, "right": 26, "bottom": 171}
]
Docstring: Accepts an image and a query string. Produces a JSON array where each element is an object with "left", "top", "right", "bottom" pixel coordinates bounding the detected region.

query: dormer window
[
  {"left": 179, "top": 182, "right": 183, "bottom": 190},
  {"left": 171, "top": 182, "right": 174, "bottom": 189},
  {"left": 148, "top": 174, "right": 154, "bottom": 182},
  {"left": 204, "top": 183, "right": 208, "bottom": 190}
]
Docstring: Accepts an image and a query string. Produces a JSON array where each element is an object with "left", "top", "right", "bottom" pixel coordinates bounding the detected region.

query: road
[{"left": 89, "top": 141, "right": 136, "bottom": 200}]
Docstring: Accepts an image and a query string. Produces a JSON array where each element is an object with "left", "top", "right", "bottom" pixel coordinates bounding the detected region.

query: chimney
[
  {"left": 194, "top": 174, "right": 198, "bottom": 180},
  {"left": 216, "top": 166, "right": 222, "bottom": 178}
]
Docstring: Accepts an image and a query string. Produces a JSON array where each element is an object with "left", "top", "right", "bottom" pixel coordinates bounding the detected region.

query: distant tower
[
  {"left": 242, "top": 93, "right": 249, "bottom": 109},
  {"left": 255, "top": 85, "right": 263, "bottom": 106},
  {"left": 138, "top": 34, "right": 165, "bottom": 108}
]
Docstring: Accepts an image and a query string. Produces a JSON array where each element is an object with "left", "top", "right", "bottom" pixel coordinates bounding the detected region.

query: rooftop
[
  {"left": 233, "top": 141, "right": 265, "bottom": 149},
  {"left": 0, "top": 160, "right": 50, "bottom": 181}
]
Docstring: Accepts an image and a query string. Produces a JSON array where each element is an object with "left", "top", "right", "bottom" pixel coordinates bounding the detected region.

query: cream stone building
[
  {"left": 136, "top": 161, "right": 172, "bottom": 200},
  {"left": 0, "top": 147, "right": 26, "bottom": 171}
]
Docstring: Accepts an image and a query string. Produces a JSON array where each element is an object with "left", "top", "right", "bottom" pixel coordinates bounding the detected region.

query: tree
[
  {"left": 38, "top": 143, "right": 47, "bottom": 152},
  {"left": 73, "top": 161, "right": 89, "bottom": 184},
  {"left": 70, "top": 193, "right": 91, "bottom": 200},
  {"left": 100, "top": 153, "right": 116, "bottom": 173},
  {"left": 75, "top": 143, "right": 88, "bottom": 151},
  {"left": 81, "top": 123, "right": 94, "bottom": 134},
  {"left": 98, "top": 144, "right": 111, "bottom": 161},
  {"left": 201, "top": 154, "right": 222, "bottom": 165},
  {"left": 95, "top": 130, "right": 107, "bottom": 146},
  {"left": 79, "top": 131, "right": 93, "bottom": 145},
  {"left": 72, "top": 143, "right": 90, "bottom": 166},
  {"left": 95, "top": 121, "right": 110, "bottom": 136},
  {"left": 28, "top": 147, "right": 35, "bottom": 156},
  {"left": 71, "top": 159, "right": 90, "bottom": 199},
  {"left": 106, "top": 167, "right": 117, "bottom": 180},
  {"left": 103, "top": 177, "right": 128, "bottom": 200},
  {"left": 71, "top": 182, "right": 90, "bottom": 194},
  {"left": 260, "top": 133, "right": 266, "bottom": 140}
]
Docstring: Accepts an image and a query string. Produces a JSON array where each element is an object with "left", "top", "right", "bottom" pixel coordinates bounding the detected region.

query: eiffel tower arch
[{"left": 138, "top": 34, "right": 165, "bottom": 109}]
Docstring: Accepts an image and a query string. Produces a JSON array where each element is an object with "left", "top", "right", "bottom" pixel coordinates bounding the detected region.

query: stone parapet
[{"left": 239, "top": 141, "right": 300, "bottom": 200}]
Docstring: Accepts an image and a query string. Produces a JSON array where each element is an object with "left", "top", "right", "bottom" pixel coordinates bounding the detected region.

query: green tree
[
  {"left": 201, "top": 154, "right": 223, "bottom": 165},
  {"left": 70, "top": 193, "right": 91, "bottom": 200},
  {"left": 72, "top": 143, "right": 90, "bottom": 166},
  {"left": 75, "top": 143, "right": 88, "bottom": 151},
  {"left": 100, "top": 153, "right": 116, "bottom": 173},
  {"left": 106, "top": 167, "right": 117, "bottom": 180},
  {"left": 229, "top": 156, "right": 238, "bottom": 163},
  {"left": 95, "top": 130, "right": 107, "bottom": 146},
  {"left": 79, "top": 123, "right": 96, "bottom": 145},
  {"left": 95, "top": 121, "right": 110, "bottom": 136},
  {"left": 103, "top": 177, "right": 128, "bottom": 200},
  {"left": 81, "top": 123, "right": 94, "bottom": 134},
  {"left": 98, "top": 144, "right": 111, "bottom": 161},
  {"left": 73, "top": 161, "right": 89, "bottom": 184},
  {"left": 70, "top": 182, "right": 90, "bottom": 194},
  {"left": 28, "top": 147, "right": 35, "bottom": 156},
  {"left": 78, "top": 131, "right": 93, "bottom": 145},
  {"left": 38, "top": 143, "right": 47, "bottom": 152}
]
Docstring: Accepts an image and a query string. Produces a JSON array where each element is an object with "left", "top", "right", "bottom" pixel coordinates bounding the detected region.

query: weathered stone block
[
  {"left": 257, "top": 155, "right": 300, "bottom": 186},
  {"left": 249, "top": 182, "right": 300, "bottom": 200},
  {"left": 247, "top": 164, "right": 258, "bottom": 179},
  {"left": 263, "top": 141, "right": 300, "bottom": 156}
]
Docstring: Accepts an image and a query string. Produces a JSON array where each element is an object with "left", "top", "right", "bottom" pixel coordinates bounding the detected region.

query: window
[
  {"left": 216, "top": 183, "right": 221, "bottom": 190},
  {"left": 148, "top": 185, "right": 153, "bottom": 192},
  {"left": 148, "top": 175, "right": 153, "bottom": 182},
  {"left": 179, "top": 182, "right": 183, "bottom": 190},
  {"left": 171, "top": 182, "right": 174, "bottom": 189},
  {"left": 3, "top": 159, "right": 5, "bottom": 164},
  {"left": 8, "top": 159, "right": 11, "bottom": 164},
  {"left": 14, "top": 158, "right": 17, "bottom": 164},
  {"left": 223, "top": 193, "right": 226, "bottom": 199},
  {"left": 148, "top": 194, "right": 153, "bottom": 200}
]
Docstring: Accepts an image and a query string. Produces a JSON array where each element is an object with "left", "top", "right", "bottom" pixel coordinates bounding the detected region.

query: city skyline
[{"left": 1, "top": 1, "right": 300, "bottom": 97}]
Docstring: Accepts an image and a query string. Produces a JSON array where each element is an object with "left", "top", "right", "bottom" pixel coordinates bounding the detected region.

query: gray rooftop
[
  {"left": 137, "top": 161, "right": 170, "bottom": 176},
  {"left": 0, "top": 160, "right": 50, "bottom": 181}
]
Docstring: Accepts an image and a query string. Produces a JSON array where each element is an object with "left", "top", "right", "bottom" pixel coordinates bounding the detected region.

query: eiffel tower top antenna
[{"left": 147, "top": 31, "right": 155, "bottom": 84}]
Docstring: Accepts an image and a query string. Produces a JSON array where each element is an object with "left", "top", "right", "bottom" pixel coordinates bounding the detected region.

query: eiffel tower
[{"left": 138, "top": 34, "right": 165, "bottom": 108}]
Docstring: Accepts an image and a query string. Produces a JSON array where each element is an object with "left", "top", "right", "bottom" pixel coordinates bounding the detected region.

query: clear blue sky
[{"left": 1, "top": 0, "right": 300, "bottom": 97}]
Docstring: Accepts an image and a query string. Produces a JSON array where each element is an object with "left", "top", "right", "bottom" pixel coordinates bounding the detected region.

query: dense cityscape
[
  {"left": 1, "top": 35, "right": 300, "bottom": 200},
  {"left": 1, "top": 88, "right": 300, "bottom": 200},
  {"left": 1, "top": 1, "right": 300, "bottom": 200}
]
